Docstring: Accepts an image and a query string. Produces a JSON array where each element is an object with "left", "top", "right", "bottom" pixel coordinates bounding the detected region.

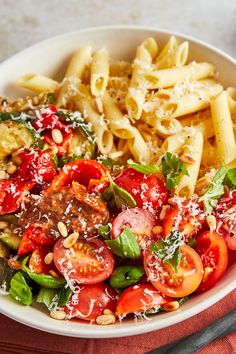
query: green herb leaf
[
  {"left": 150, "top": 230, "right": 184, "bottom": 273},
  {"left": 127, "top": 159, "right": 160, "bottom": 175},
  {"left": 58, "top": 287, "right": 73, "bottom": 306},
  {"left": 178, "top": 296, "right": 189, "bottom": 307},
  {"left": 9, "top": 271, "right": 33, "bottom": 305},
  {"left": 98, "top": 156, "right": 122, "bottom": 174},
  {"left": 187, "top": 237, "right": 197, "bottom": 248},
  {"left": 52, "top": 154, "right": 58, "bottom": 170},
  {"left": 110, "top": 265, "right": 144, "bottom": 289},
  {"left": 161, "top": 152, "right": 189, "bottom": 190},
  {"left": 45, "top": 93, "right": 56, "bottom": 105},
  {"left": 36, "top": 287, "right": 59, "bottom": 309},
  {"left": 224, "top": 168, "right": 236, "bottom": 189},
  {"left": 98, "top": 224, "right": 111, "bottom": 240},
  {"left": 105, "top": 227, "right": 141, "bottom": 259},
  {"left": 199, "top": 166, "right": 227, "bottom": 213},
  {"left": 102, "top": 174, "right": 137, "bottom": 209}
]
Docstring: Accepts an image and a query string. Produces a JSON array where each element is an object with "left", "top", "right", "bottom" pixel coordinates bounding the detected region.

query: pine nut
[
  {"left": 206, "top": 215, "right": 216, "bottom": 233},
  {"left": 163, "top": 301, "right": 179, "bottom": 312},
  {"left": 152, "top": 226, "right": 163, "bottom": 235},
  {"left": 52, "top": 129, "right": 63, "bottom": 144},
  {"left": 6, "top": 163, "right": 17, "bottom": 175},
  {"left": 96, "top": 314, "right": 115, "bottom": 325},
  {"left": 57, "top": 221, "right": 68, "bottom": 237},
  {"left": 159, "top": 205, "right": 170, "bottom": 221},
  {"left": 0, "top": 221, "right": 9, "bottom": 229},
  {"left": 63, "top": 232, "right": 79, "bottom": 248},
  {"left": 44, "top": 252, "right": 54, "bottom": 265},
  {"left": 202, "top": 267, "right": 213, "bottom": 283},
  {"left": 49, "top": 270, "right": 59, "bottom": 278},
  {"left": 50, "top": 310, "right": 66, "bottom": 320},
  {"left": 103, "top": 309, "right": 114, "bottom": 315},
  {"left": 0, "top": 170, "right": 7, "bottom": 180},
  {"left": 180, "top": 154, "right": 195, "bottom": 164},
  {"left": 94, "top": 98, "right": 103, "bottom": 114}
]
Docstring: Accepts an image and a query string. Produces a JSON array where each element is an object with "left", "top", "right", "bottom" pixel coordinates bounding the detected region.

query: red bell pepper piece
[
  {"left": 0, "top": 179, "right": 35, "bottom": 214},
  {"left": 18, "top": 225, "right": 55, "bottom": 256},
  {"left": 46, "top": 159, "right": 108, "bottom": 193}
]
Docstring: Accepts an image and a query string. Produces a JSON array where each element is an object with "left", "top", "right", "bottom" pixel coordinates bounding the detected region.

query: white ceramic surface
[{"left": 0, "top": 26, "right": 236, "bottom": 338}]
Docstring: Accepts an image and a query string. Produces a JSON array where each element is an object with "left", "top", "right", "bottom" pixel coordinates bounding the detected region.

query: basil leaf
[
  {"left": 150, "top": 230, "right": 184, "bottom": 273},
  {"left": 37, "top": 287, "right": 59, "bottom": 309},
  {"left": 178, "top": 296, "right": 189, "bottom": 307},
  {"left": 45, "top": 93, "right": 56, "bottom": 105},
  {"left": 52, "top": 154, "right": 58, "bottom": 170},
  {"left": 98, "top": 156, "right": 122, "bottom": 174},
  {"left": 98, "top": 224, "right": 111, "bottom": 240},
  {"left": 224, "top": 168, "right": 236, "bottom": 189},
  {"left": 161, "top": 152, "right": 189, "bottom": 190},
  {"left": 58, "top": 287, "right": 73, "bottom": 306},
  {"left": 9, "top": 271, "right": 33, "bottom": 305},
  {"left": 105, "top": 227, "right": 141, "bottom": 259},
  {"left": 199, "top": 166, "right": 227, "bottom": 213},
  {"left": 187, "top": 237, "right": 197, "bottom": 248},
  {"left": 110, "top": 265, "right": 144, "bottom": 289},
  {"left": 127, "top": 159, "right": 160, "bottom": 175},
  {"left": 102, "top": 174, "right": 137, "bottom": 209}
]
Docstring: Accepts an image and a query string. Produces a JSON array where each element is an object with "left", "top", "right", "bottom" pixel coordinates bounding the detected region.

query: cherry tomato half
[
  {"left": 53, "top": 238, "right": 114, "bottom": 284},
  {"left": 163, "top": 199, "right": 205, "bottom": 241},
  {"left": 215, "top": 191, "right": 236, "bottom": 250},
  {"left": 144, "top": 244, "right": 203, "bottom": 298},
  {"left": 112, "top": 208, "right": 157, "bottom": 250},
  {"left": 194, "top": 231, "right": 228, "bottom": 292},
  {"left": 114, "top": 168, "right": 168, "bottom": 210},
  {"left": 65, "top": 283, "right": 117, "bottom": 321},
  {"left": 116, "top": 283, "right": 171, "bottom": 316}
]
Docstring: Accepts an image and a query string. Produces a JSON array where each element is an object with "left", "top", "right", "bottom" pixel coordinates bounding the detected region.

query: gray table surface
[{"left": 0, "top": 0, "right": 236, "bottom": 63}]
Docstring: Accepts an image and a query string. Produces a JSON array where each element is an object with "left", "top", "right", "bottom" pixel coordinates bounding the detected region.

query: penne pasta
[
  {"left": 16, "top": 73, "right": 58, "bottom": 93},
  {"left": 90, "top": 48, "right": 109, "bottom": 97}
]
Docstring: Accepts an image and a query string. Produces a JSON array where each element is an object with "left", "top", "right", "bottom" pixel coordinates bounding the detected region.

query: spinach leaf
[
  {"left": 199, "top": 166, "right": 227, "bottom": 213},
  {"left": 9, "top": 271, "right": 33, "bottom": 305},
  {"left": 161, "top": 152, "right": 189, "bottom": 190},
  {"left": 105, "top": 227, "right": 141, "bottom": 259},
  {"left": 150, "top": 230, "right": 184, "bottom": 273},
  {"left": 102, "top": 174, "right": 137, "bottom": 209},
  {"left": 98, "top": 224, "right": 111, "bottom": 240},
  {"left": 224, "top": 168, "right": 236, "bottom": 189},
  {"left": 127, "top": 159, "right": 160, "bottom": 175},
  {"left": 110, "top": 265, "right": 144, "bottom": 289}
]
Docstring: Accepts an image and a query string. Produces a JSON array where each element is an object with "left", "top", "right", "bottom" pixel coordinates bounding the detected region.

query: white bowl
[{"left": 0, "top": 26, "right": 236, "bottom": 338}]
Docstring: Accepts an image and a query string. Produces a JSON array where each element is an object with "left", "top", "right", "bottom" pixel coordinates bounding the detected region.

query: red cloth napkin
[{"left": 1, "top": 289, "right": 236, "bottom": 354}]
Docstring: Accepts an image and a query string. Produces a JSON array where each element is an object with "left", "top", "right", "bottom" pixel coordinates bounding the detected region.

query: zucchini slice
[
  {"left": 0, "top": 241, "right": 10, "bottom": 258},
  {"left": 68, "top": 128, "right": 95, "bottom": 158},
  {"left": 0, "top": 230, "right": 21, "bottom": 251},
  {"left": 0, "top": 120, "right": 35, "bottom": 160}
]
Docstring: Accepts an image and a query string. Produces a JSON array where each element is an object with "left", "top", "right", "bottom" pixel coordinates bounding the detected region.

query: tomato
[
  {"left": 215, "top": 191, "right": 236, "bottom": 250},
  {"left": 53, "top": 238, "right": 114, "bottom": 284},
  {"left": 116, "top": 283, "right": 171, "bottom": 316},
  {"left": 144, "top": 244, "right": 203, "bottom": 298},
  {"left": 18, "top": 225, "right": 55, "bottom": 256},
  {"left": 65, "top": 283, "right": 117, "bottom": 321},
  {"left": 29, "top": 247, "right": 55, "bottom": 274},
  {"left": 194, "top": 231, "right": 228, "bottom": 292},
  {"left": 114, "top": 168, "right": 168, "bottom": 210},
  {"left": 163, "top": 199, "right": 205, "bottom": 241},
  {"left": 112, "top": 208, "right": 157, "bottom": 250},
  {"left": 47, "top": 159, "right": 108, "bottom": 194},
  {"left": 0, "top": 179, "right": 34, "bottom": 214},
  {"left": 17, "top": 149, "right": 57, "bottom": 185}
]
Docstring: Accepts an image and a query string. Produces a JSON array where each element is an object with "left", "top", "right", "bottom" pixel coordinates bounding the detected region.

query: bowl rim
[{"left": 0, "top": 25, "right": 236, "bottom": 338}]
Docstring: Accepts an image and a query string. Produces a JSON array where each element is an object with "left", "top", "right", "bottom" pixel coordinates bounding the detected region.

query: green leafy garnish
[
  {"left": 224, "top": 168, "right": 236, "bottom": 189},
  {"left": 110, "top": 265, "right": 144, "bottom": 289},
  {"left": 178, "top": 296, "right": 189, "bottom": 306},
  {"left": 52, "top": 154, "right": 58, "bottom": 170},
  {"left": 105, "top": 227, "right": 141, "bottom": 259},
  {"left": 187, "top": 237, "right": 197, "bottom": 248},
  {"left": 127, "top": 159, "right": 160, "bottom": 175},
  {"left": 150, "top": 230, "right": 184, "bottom": 273},
  {"left": 98, "top": 156, "right": 122, "bottom": 174},
  {"left": 161, "top": 152, "right": 189, "bottom": 190},
  {"left": 9, "top": 271, "right": 33, "bottom": 305},
  {"left": 36, "top": 287, "right": 58, "bottom": 309},
  {"left": 58, "top": 287, "right": 73, "bottom": 306},
  {"left": 98, "top": 224, "right": 111, "bottom": 240},
  {"left": 102, "top": 174, "right": 137, "bottom": 209},
  {"left": 45, "top": 93, "right": 56, "bottom": 105},
  {"left": 199, "top": 166, "right": 227, "bottom": 213}
]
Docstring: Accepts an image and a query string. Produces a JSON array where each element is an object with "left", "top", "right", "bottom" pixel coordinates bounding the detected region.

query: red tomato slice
[
  {"left": 47, "top": 159, "right": 108, "bottom": 194},
  {"left": 112, "top": 208, "right": 157, "bottom": 250},
  {"left": 144, "top": 244, "right": 203, "bottom": 298},
  {"left": 194, "top": 231, "right": 228, "bottom": 292},
  {"left": 65, "top": 283, "right": 117, "bottom": 321},
  {"left": 0, "top": 179, "right": 34, "bottom": 215},
  {"left": 215, "top": 191, "right": 236, "bottom": 250},
  {"left": 17, "top": 149, "right": 57, "bottom": 185},
  {"left": 53, "top": 238, "right": 114, "bottom": 284},
  {"left": 29, "top": 247, "right": 55, "bottom": 274},
  {"left": 116, "top": 283, "right": 171, "bottom": 316},
  {"left": 114, "top": 168, "right": 168, "bottom": 210},
  {"left": 18, "top": 225, "right": 55, "bottom": 256},
  {"left": 163, "top": 199, "right": 205, "bottom": 241}
]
